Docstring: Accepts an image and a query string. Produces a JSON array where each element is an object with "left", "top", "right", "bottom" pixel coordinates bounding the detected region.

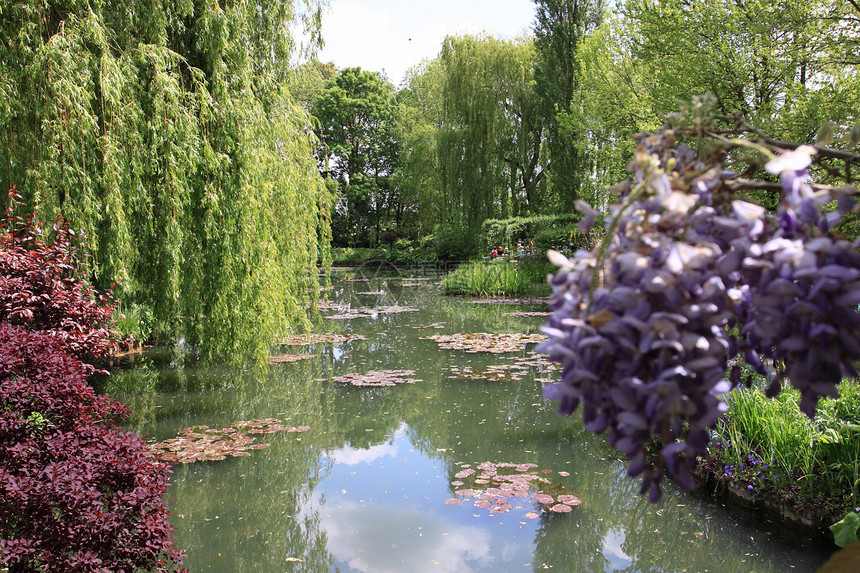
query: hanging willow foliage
[
  {"left": 0, "top": 0, "right": 332, "bottom": 364},
  {"left": 437, "top": 34, "right": 540, "bottom": 255}
]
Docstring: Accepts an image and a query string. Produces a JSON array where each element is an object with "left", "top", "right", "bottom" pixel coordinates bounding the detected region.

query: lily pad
[
  {"left": 325, "top": 305, "right": 419, "bottom": 320},
  {"left": 281, "top": 333, "right": 367, "bottom": 345},
  {"left": 421, "top": 333, "right": 548, "bottom": 354},
  {"left": 267, "top": 353, "right": 313, "bottom": 365},
  {"left": 149, "top": 419, "right": 308, "bottom": 464},
  {"left": 464, "top": 298, "right": 548, "bottom": 306},
  {"left": 332, "top": 369, "right": 421, "bottom": 387},
  {"left": 502, "top": 311, "right": 552, "bottom": 317},
  {"left": 410, "top": 322, "right": 446, "bottom": 329},
  {"left": 557, "top": 494, "right": 581, "bottom": 506},
  {"left": 443, "top": 461, "right": 581, "bottom": 517}
]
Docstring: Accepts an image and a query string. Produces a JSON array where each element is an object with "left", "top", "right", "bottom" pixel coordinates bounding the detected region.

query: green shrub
[
  {"left": 386, "top": 237, "right": 438, "bottom": 265},
  {"left": 113, "top": 303, "right": 155, "bottom": 346},
  {"left": 479, "top": 213, "right": 596, "bottom": 255},
  {"left": 435, "top": 228, "right": 478, "bottom": 261}
]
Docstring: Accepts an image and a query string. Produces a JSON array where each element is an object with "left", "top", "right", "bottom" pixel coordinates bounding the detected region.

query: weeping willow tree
[
  {"left": 436, "top": 35, "right": 542, "bottom": 257},
  {"left": 0, "top": 0, "right": 332, "bottom": 364}
]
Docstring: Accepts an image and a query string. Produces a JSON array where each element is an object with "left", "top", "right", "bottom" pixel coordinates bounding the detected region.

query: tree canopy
[
  {"left": 313, "top": 67, "right": 399, "bottom": 247},
  {"left": 0, "top": 0, "right": 332, "bottom": 363}
]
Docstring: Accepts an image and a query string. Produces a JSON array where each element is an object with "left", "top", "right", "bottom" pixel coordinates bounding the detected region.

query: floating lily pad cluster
[
  {"left": 447, "top": 363, "right": 531, "bottom": 382},
  {"left": 410, "top": 322, "right": 446, "bottom": 329},
  {"left": 281, "top": 333, "right": 367, "bottom": 345},
  {"left": 501, "top": 353, "right": 560, "bottom": 383},
  {"left": 502, "top": 311, "right": 552, "bottom": 317},
  {"left": 446, "top": 353, "right": 558, "bottom": 382},
  {"left": 325, "top": 305, "right": 419, "bottom": 320},
  {"left": 267, "top": 353, "right": 313, "bottom": 365},
  {"left": 444, "top": 461, "right": 581, "bottom": 516},
  {"left": 332, "top": 369, "right": 421, "bottom": 387},
  {"left": 421, "top": 333, "right": 548, "bottom": 353},
  {"left": 465, "top": 298, "right": 547, "bottom": 306},
  {"left": 149, "top": 419, "right": 309, "bottom": 464}
]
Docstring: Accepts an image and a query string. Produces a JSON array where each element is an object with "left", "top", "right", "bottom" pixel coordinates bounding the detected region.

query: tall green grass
[
  {"left": 710, "top": 376, "right": 860, "bottom": 510},
  {"left": 442, "top": 259, "right": 555, "bottom": 296},
  {"left": 443, "top": 261, "right": 528, "bottom": 295}
]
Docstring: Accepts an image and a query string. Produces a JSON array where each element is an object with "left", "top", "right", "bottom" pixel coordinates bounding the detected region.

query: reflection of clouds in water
[
  {"left": 602, "top": 527, "right": 632, "bottom": 570},
  {"left": 327, "top": 440, "right": 398, "bottom": 466},
  {"left": 327, "top": 422, "right": 404, "bottom": 466},
  {"left": 332, "top": 345, "right": 345, "bottom": 361},
  {"left": 323, "top": 500, "right": 492, "bottom": 573}
]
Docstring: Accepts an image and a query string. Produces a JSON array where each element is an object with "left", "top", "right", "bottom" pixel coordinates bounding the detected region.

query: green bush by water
[
  {"left": 706, "top": 375, "right": 860, "bottom": 520},
  {"left": 480, "top": 213, "right": 596, "bottom": 254}
]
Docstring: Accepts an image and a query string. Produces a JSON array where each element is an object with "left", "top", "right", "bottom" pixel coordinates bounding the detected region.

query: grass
[
  {"left": 442, "top": 259, "right": 555, "bottom": 296},
  {"left": 703, "top": 372, "right": 860, "bottom": 522}
]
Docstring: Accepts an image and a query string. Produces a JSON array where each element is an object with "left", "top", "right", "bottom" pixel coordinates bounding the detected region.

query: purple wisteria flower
[{"left": 539, "top": 130, "right": 860, "bottom": 501}]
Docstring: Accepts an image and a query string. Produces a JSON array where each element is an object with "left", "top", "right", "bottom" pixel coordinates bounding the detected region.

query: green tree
[
  {"left": 313, "top": 67, "right": 400, "bottom": 247},
  {"left": 0, "top": 0, "right": 332, "bottom": 364},
  {"left": 394, "top": 59, "right": 445, "bottom": 238},
  {"left": 289, "top": 60, "right": 338, "bottom": 112},
  {"left": 620, "top": 0, "right": 859, "bottom": 137},
  {"left": 565, "top": 13, "right": 660, "bottom": 204},
  {"left": 532, "top": 0, "right": 605, "bottom": 210},
  {"left": 436, "top": 34, "right": 542, "bottom": 256}
]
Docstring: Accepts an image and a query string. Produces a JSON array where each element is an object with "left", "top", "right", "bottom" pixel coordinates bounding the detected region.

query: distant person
[{"left": 491, "top": 248, "right": 498, "bottom": 259}]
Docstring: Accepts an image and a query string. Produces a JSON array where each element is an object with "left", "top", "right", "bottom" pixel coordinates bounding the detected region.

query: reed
[{"left": 443, "top": 261, "right": 530, "bottom": 295}]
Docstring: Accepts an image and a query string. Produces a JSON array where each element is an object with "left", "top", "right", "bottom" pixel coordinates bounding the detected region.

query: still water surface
[{"left": 108, "top": 267, "right": 834, "bottom": 572}]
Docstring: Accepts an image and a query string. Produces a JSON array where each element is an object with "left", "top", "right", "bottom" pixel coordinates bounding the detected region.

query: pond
[{"left": 106, "top": 264, "right": 835, "bottom": 572}]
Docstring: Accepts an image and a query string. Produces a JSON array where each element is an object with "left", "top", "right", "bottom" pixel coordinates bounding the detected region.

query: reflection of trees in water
[
  {"left": 531, "top": 508, "right": 612, "bottom": 571},
  {"left": 614, "top": 489, "right": 830, "bottom": 572},
  {"left": 109, "top": 352, "right": 339, "bottom": 571}
]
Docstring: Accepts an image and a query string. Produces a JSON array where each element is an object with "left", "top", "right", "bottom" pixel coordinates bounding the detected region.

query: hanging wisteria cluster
[{"left": 538, "top": 111, "right": 860, "bottom": 502}]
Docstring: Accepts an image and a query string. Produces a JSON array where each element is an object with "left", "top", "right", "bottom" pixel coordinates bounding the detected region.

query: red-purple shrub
[
  {"left": 0, "top": 190, "right": 119, "bottom": 367},
  {"left": 0, "top": 324, "right": 185, "bottom": 572}
]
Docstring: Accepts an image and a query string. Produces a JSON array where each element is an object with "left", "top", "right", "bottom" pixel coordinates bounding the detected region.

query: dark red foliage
[
  {"left": 0, "top": 190, "right": 183, "bottom": 572},
  {"left": 0, "top": 324, "right": 185, "bottom": 572},
  {"left": 0, "top": 190, "right": 119, "bottom": 368}
]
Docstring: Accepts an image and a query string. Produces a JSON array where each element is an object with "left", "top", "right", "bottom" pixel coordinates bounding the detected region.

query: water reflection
[
  {"left": 328, "top": 425, "right": 402, "bottom": 466},
  {"left": 107, "top": 269, "right": 835, "bottom": 572},
  {"left": 320, "top": 501, "right": 492, "bottom": 573}
]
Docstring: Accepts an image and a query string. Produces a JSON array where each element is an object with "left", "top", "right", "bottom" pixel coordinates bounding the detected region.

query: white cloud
[{"left": 317, "top": 0, "right": 536, "bottom": 85}]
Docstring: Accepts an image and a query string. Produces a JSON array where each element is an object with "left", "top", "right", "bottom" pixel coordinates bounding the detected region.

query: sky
[{"left": 316, "top": 0, "right": 538, "bottom": 86}]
